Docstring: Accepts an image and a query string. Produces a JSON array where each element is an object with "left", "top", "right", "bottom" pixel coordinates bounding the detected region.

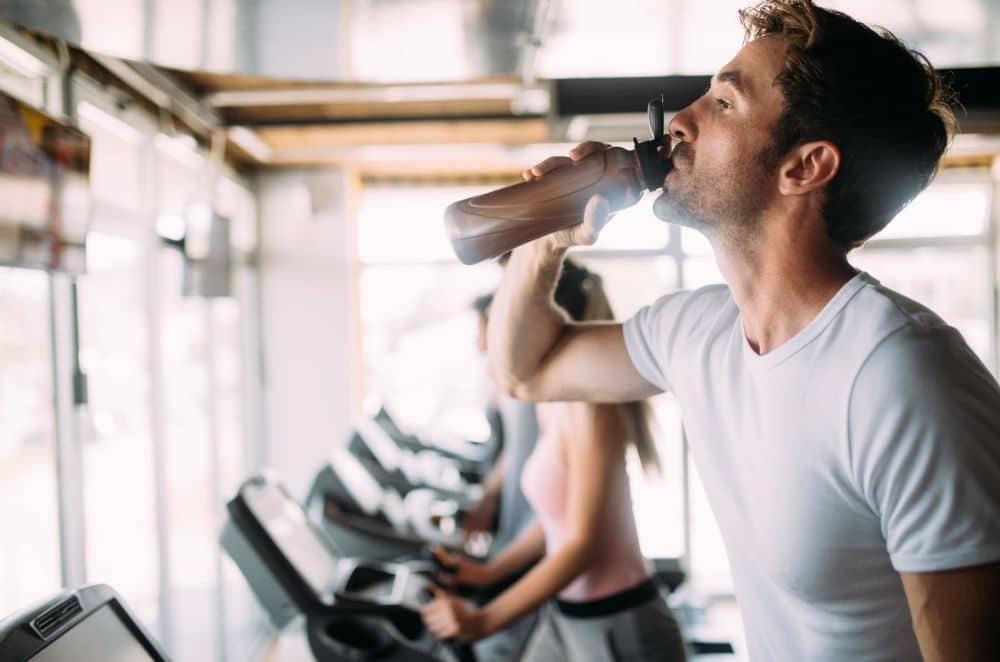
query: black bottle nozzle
[{"left": 633, "top": 93, "right": 670, "bottom": 192}]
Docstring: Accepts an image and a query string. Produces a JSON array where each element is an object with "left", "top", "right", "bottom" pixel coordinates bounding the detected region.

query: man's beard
[{"left": 652, "top": 142, "right": 778, "bottom": 250}]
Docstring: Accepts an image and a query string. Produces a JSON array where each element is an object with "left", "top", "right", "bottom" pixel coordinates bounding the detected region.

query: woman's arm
[
  {"left": 436, "top": 520, "right": 546, "bottom": 589},
  {"left": 422, "top": 404, "right": 625, "bottom": 641},
  {"left": 484, "top": 520, "right": 545, "bottom": 580},
  {"left": 477, "top": 403, "right": 625, "bottom": 635}
]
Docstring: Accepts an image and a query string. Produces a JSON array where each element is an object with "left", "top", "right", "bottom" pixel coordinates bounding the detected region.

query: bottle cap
[{"left": 633, "top": 94, "right": 671, "bottom": 192}]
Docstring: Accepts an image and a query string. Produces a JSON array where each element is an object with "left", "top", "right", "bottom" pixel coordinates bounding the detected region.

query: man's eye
[{"left": 716, "top": 98, "right": 733, "bottom": 110}]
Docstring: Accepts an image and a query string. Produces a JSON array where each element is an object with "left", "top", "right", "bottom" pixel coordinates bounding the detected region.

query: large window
[
  {"left": 0, "top": 267, "right": 60, "bottom": 618},
  {"left": 75, "top": 95, "right": 162, "bottom": 632},
  {"left": 357, "top": 183, "right": 502, "bottom": 439},
  {"left": 0, "top": 68, "right": 263, "bottom": 660},
  {"left": 159, "top": 247, "right": 219, "bottom": 662},
  {"left": 77, "top": 233, "right": 160, "bottom": 628}
]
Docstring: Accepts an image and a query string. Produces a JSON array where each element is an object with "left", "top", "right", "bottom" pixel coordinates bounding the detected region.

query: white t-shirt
[{"left": 623, "top": 272, "right": 1000, "bottom": 661}]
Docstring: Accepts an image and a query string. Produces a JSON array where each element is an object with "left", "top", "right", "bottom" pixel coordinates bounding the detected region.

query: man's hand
[
  {"left": 486, "top": 139, "right": 660, "bottom": 404},
  {"left": 460, "top": 494, "right": 498, "bottom": 537},
  {"left": 521, "top": 141, "right": 616, "bottom": 249},
  {"left": 520, "top": 140, "right": 609, "bottom": 182},
  {"left": 433, "top": 546, "right": 496, "bottom": 589},
  {"left": 420, "top": 584, "right": 487, "bottom": 643}
]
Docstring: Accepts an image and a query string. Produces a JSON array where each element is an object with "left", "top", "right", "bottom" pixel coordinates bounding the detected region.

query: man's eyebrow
[{"left": 712, "top": 70, "right": 752, "bottom": 99}]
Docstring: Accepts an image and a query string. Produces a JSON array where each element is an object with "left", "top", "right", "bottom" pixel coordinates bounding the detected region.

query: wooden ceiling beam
[{"left": 254, "top": 118, "right": 549, "bottom": 149}]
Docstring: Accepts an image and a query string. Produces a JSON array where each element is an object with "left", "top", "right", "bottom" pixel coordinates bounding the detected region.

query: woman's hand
[
  {"left": 420, "top": 584, "right": 487, "bottom": 643},
  {"left": 433, "top": 546, "right": 495, "bottom": 589}
]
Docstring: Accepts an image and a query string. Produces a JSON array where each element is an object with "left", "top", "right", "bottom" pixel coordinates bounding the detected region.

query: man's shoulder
[
  {"left": 623, "top": 283, "right": 737, "bottom": 391},
  {"left": 684, "top": 282, "right": 732, "bottom": 303},
  {"left": 826, "top": 275, "right": 951, "bottom": 373},
  {"left": 859, "top": 321, "right": 988, "bottom": 392},
  {"left": 851, "top": 275, "right": 949, "bottom": 334},
  {"left": 641, "top": 283, "right": 735, "bottom": 324},
  {"left": 850, "top": 276, "right": 996, "bottom": 401}
]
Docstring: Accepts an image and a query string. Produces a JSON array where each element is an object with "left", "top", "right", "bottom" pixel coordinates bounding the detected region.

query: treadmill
[
  {"left": 305, "top": 447, "right": 468, "bottom": 561},
  {"left": 373, "top": 407, "right": 495, "bottom": 473},
  {"left": 221, "top": 473, "right": 474, "bottom": 662},
  {"left": 0, "top": 584, "right": 170, "bottom": 662},
  {"left": 348, "top": 420, "right": 480, "bottom": 500}
]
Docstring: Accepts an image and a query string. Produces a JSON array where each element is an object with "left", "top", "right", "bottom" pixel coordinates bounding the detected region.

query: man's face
[{"left": 653, "top": 36, "right": 790, "bottom": 243}]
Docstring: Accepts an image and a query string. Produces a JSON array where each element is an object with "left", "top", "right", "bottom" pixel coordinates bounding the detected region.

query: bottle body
[{"left": 444, "top": 147, "right": 644, "bottom": 265}]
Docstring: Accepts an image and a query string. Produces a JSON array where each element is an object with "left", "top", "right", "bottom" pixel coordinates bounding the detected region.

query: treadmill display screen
[
  {"left": 31, "top": 606, "right": 155, "bottom": 662},
  {"left": 242, "top": 481, "right": 340, "bottom": 599}
]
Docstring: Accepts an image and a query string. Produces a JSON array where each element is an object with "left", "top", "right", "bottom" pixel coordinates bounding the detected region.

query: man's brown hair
[{"left": 740, "top": 0, "right": 956, "bottom": 249}]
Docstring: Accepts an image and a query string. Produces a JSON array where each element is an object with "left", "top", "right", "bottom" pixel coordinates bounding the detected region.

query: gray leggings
[
  {"left": 474, "top": 610, "right": 538, "bottom": 662},
  {"left": 520, "top": 595, "right": 688, "bottom": 662}
]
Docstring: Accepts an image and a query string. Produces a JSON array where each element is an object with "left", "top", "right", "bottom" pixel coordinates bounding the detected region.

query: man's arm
[
  {"left": 849, "top": 327, "right": 1000, "bottom": 659},
  {"left": 900, "top": 563, "right": 1000, "bottom": 661},
  {"left": 486, "top": 150, "right": 661, "bottom": 403}
]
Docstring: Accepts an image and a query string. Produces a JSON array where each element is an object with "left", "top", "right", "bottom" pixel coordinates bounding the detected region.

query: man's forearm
[{"left": 488, "top": 240, "right": 569, "bottom": 395}]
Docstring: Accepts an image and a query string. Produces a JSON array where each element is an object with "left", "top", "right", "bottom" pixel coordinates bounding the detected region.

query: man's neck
[{"left": 712, "top": 225, "right": 857, "bottom": 356}]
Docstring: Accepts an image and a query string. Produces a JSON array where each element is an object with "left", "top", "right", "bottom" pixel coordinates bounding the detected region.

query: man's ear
[{"left": 778, "top": 141, "right": 840, "bottom": 196}]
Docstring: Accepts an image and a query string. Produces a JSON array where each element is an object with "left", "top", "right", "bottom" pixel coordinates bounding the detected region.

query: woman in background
[{"left": 421, "top": 262, "right": 687, "bottom": 662}]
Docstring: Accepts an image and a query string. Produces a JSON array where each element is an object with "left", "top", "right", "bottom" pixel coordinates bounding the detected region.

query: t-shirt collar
[{"left": 740, "top": 271, "right": 875, "bottom": 371}]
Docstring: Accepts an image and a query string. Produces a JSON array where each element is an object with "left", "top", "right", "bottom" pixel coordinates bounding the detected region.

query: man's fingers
[
  {"left": 569, "top": 141, "right": 609, "bottom": 161},
  {"left": 574, "top": 195, "right": 611, "bottom": 246},
  {"left": 525, "top": 156, "right": 573, "bottom": 180},
  {"left": 522, "top": 142, "right": 610, "bottom": 181},
  {"left": 585, "top": 194, "right": 612, "bottom": 233},
  {"left": 531, "top": 156, "right": 572, "bottom": 176}
]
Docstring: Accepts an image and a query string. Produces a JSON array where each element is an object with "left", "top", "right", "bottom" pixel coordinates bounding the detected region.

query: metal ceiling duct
[
  {"left": 0, "top": 0, "right": 542, "bottom": 83},
  {"left": 1, "top": 0, "right": 998, "bottom": 83}
]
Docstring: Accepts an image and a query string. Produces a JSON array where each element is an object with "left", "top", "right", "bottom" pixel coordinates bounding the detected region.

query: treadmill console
[
  {"left": 224, "top": 474, "right": 435, "bottom": 616},
  {"left": 240, "top": 476, "right": 344, "bottom": 601},
  {"left": 0, "top": 585, "right": 169, "bottom": 662}
]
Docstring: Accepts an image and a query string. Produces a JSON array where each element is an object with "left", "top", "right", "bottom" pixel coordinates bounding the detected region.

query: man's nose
[{"left": 668, "top": 104, "right": 697, "bottom": 142}]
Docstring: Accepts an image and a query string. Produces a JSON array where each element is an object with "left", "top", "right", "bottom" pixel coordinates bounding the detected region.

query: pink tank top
[{"left": 520, "top": 404, "right": 651, "bottom": 602}]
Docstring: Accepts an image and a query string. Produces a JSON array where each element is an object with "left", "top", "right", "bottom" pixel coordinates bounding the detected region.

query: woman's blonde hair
[{"left": 558, "top": 262, "right": 662, "bottom": 474}]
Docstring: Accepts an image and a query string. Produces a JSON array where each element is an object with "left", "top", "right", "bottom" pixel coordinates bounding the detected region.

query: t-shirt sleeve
[
  {"left": 849, "top": 324, "right": 1000, "bottom": 573},
  {"left": 623, "top": 287, "right": 725, "bottom": 393}
]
